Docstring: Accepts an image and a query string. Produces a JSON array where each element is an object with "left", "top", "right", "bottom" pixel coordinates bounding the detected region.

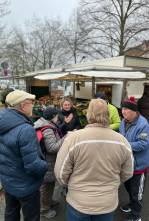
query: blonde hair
[{"left": 87, "top": 98, "right": 109, "bottom": 127}]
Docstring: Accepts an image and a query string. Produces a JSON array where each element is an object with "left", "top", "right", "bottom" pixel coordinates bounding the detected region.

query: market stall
[{"left": 23, "top": 55, "right": 149, "bottom": 109}]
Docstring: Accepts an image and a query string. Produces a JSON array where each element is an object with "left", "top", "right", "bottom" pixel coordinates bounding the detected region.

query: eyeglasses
[{"left": 23, "top": 100, "right": 35, "bottom": 105}]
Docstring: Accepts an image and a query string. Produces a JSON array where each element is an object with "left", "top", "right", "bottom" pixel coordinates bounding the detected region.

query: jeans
[
  {"left": 4, "top": 191, "right": 40, "bottom": 221},
  {"left": 66, "top": 203, "right": 114, "bottom": 221}
]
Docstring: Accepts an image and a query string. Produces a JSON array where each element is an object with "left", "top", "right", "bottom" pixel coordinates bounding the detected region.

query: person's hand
[{"left": 64, "top": 113, "right": 73, "bottom": 123}]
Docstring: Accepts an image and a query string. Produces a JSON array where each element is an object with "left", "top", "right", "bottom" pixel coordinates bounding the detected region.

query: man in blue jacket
[
  {"left": 119, "top": 96, "right": 149, "bottom": 221},
  {"left": 0, "top": 90, "right": 48, "bottom": 221}
]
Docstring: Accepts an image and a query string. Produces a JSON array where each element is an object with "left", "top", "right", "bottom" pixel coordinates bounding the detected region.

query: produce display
[{"left": 32, "top": 94, "right": 89, "bottom": 127}]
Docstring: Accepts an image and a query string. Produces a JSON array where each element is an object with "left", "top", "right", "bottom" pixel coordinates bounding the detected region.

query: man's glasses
[{"left": 23, "top": 100, "right": 35, "bottom": 105}]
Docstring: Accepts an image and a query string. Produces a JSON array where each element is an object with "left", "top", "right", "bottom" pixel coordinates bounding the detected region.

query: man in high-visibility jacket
[{"left": 95, "top": 92, "right": 121, "bottom": 131}]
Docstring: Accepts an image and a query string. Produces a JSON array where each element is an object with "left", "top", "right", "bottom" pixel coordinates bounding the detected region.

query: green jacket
[{"left": 108, "top": 103, "right": 121, "bottom": 131}]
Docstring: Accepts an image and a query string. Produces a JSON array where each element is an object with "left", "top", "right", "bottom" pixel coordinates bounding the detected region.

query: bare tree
[
  {"left": 0, "top": 0, "right": 9, "bottom": 37},
  {"left": 0, "top": 0, "right": 9, "bottom": 16},
  {"left": 25, "top": 18, "right": 65, "bottom": 70},
  {"left": 0, "top": 0, "right": 10, "bottom": 76},
  {"left": 78, "top": 0, "right": 149, "bottom": 56},
  {"left": 59, "top": 10, "right": 97, "bottom": 64},
  {"left": 3, "top": 17, "right": 67, "bottom": 75},
  {"left": 3, "top": 27, "right": 28, "bottom": 76}
]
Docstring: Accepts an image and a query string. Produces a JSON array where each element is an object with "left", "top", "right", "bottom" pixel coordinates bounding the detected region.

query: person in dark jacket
[
  {"left": 119, "top": 96, "right": 149, "bottom": 221},
  {"left": 0, "top": 90, "right": 48, "bottom": 221},
  {"left": 34, "top": 107, "right": 65, "bottom": 219},
  {"left": 138, "top": 85, "right": 149, "bottom": 122},
  {"left": 60, "top": 97, "right": 81, "bottom": 135}
]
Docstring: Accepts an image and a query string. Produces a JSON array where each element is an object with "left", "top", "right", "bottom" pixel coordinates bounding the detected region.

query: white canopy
[
  {"left": 34, "top": 70, "right": 146, "bottom": 81},
  {"left": 35, "top": 72, "right": 69, "bottom": 80}
]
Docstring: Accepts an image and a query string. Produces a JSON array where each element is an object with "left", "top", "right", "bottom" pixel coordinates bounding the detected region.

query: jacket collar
[
  {"left": 86, "top": 123, "right": 109, "bottom": 128},
  {"left": 124, "top": 114, "right": 140, "bottom": 126}
]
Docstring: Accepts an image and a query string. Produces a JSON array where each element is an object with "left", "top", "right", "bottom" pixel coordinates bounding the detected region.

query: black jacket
[
  {"left": 60, "top": 108, "right": 81, "bottom": 135},
  {"left": 138, "top": 95, "right": 149, "bottom": 122}
]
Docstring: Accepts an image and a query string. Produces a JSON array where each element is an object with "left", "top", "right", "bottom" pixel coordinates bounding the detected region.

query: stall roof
[
  {"left": 24, "top": 55, "right": 149, "bottom": 80},
  {"left": 34, "top": 70, "right": 146, "bottom": 81}
]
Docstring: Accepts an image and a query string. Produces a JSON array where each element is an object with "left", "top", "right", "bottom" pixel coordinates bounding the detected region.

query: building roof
[{"left": 125, "top": 40, "right": 149, "bottom": 58}]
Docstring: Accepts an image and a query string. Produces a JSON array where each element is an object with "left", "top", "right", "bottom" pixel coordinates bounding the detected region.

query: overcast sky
[{"left": 5, "top": 0, "right": 78, "bottom": 26}]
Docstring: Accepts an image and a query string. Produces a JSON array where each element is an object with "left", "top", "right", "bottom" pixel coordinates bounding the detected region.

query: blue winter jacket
[
  {"left": 119, "top": 115, "right": 149, "bottom": 171},
  {"left": 0, "top": 108, "right": 48, "bottom": 198}
]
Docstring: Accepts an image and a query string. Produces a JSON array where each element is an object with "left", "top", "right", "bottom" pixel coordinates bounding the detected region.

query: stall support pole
[
  {"left": 122, "top": 80, "right": 128, "bottom": 101},
  {"left": 48, "top": 80, "right": 51, "bottom": 97},
  {"left": 73, "top": 80, "right": 75, "bottom": 97},
  {"left": 26, "top": 78, "right": 31, "bottom": 93},
  {"left": 92, "top": 77, "right": 95, "bottom": 98}
]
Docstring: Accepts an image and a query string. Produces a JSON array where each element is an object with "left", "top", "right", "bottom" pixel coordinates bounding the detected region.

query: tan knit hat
[{"left": 6, "top": 90, "right": 35, "bottom": 107}]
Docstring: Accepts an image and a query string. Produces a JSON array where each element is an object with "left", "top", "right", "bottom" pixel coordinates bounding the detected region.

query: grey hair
[{"left": 60, "top": 97, "right": 73, "bottom": 107}]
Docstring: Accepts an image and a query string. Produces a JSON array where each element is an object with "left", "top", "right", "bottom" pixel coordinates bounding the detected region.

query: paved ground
[{"left": 0, "top": 175, "right": 149, "bottom": 221}]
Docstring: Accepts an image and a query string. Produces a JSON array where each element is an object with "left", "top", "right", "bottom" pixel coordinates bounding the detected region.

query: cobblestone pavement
[{"left": 0, "top": 176, "right": 149, "bottom": 221}]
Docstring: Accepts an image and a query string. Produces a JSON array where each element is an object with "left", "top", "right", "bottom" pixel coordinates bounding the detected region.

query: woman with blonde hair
[
  {"left": 86, "top": 98, "right": 109, "bottom": 126},
  {"left": 60, "top": 97, "right": 81, "bottom": 135},
  {"left": 55, "top": 98, "right": 133, "bottom": 221}
]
